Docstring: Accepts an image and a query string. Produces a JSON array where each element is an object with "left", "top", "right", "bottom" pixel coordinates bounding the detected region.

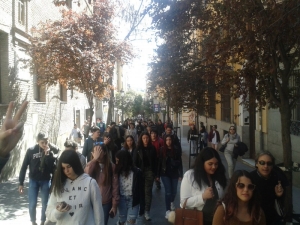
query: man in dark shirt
[{"left": 18, "top": 132, "right": 58, "bottom": 225}]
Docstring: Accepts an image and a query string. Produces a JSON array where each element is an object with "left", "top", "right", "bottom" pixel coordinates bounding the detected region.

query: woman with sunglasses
[
  {"left": 250, "top": 152, "right": 288, "bottom": 225},
  {"left": 84, "top": 145, "right": 119, "bottom": 225},
  {"left": 180, "top": 147, "right": 227, "bottom": 225},
  {"left": 221, "top": 125, "right": 240, "bottom": 178},
  {"left": 212, "top": 170, "right": 265, "bottom": 225},
  {"left": 121, "top": 135, "right": 136, "bottom": 158},
  {"left": 46, "top": 150, "right": 104, "bottom": 225}
]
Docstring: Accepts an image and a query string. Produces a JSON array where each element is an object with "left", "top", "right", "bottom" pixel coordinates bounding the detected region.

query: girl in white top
[
  {"left": 46, "top": 150, "right": 104, "bottom": 225},
  {"left": 180, "top": 147, "right": 227, "bottom": 225}
]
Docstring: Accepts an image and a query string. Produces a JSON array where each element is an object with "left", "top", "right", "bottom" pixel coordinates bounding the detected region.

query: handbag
[
  {"left": 219, "top": 143, "right": 227, "bottom": 153},
  {"left": 171, "top": 198, "right": 203, "bottom": 225},
  {"left": 219, "top": 134, "right": 228, "bottom": 153}
]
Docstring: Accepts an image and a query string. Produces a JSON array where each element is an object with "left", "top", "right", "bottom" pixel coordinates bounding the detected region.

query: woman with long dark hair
[
  {"left": 133, "top": 131, "right": 157, "bottom": 221},
  {"left": 213, "top": 170, "right": 265, "bottom": 225},
  {"left": 46, "top": 150, "right": 104, "bottom": 225},
  {"left": 180, "top": 147, "right": 227, "bottom": 225},
  {"left": 84, "top": 145, "right": 119, "bottom": 225},
  {"left": 102, "top": 132, "right": 119, "bottom": 164},
  {"left": 115, "top": 150, "right": 144, "bottom": 225},
  {"left": 157, "top": 134, "right": 183, "bottom": 219},
  {"left": 121, "top": 135, "right": 136, "bottom": 158}
]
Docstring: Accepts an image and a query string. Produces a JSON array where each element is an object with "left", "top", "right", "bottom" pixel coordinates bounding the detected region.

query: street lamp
[{"left": 120, "top": 89, "right": 124, "bottom": 123}]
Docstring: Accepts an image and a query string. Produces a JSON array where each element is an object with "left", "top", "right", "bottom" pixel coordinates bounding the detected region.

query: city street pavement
[{"left": 0, "top": 139, "right": 299, "bottom": 224}]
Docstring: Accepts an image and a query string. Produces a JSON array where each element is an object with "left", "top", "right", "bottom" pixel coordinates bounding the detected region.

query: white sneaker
[
  {"left": 165, "top": 210, "right": 171, "bottom": 219},
  {"left": 170, "top": 202, "right": 175, "bottom": 211},
  {"left": 145, "top": 211, "right": 151, "bottom": 221}
]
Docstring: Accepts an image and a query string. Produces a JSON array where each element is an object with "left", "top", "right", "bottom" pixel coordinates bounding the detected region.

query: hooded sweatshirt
[{"left": 46, "top": 173, "right": 104, "bottom": 225}]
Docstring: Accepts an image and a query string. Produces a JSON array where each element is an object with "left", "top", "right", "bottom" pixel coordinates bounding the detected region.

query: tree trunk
[
  {"left": 88, "top": 98, "right": 94, "bottom": 128},
  {"left": 279, "top": 102, "right": 293, "bottom": 223},
  {"left": 249, "top": 77, "right": 256, "bottom": 159}
]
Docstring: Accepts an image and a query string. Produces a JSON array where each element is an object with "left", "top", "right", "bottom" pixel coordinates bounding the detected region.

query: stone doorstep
[{"left": 241, "top": 158, "right": 256, "bottom": 168}]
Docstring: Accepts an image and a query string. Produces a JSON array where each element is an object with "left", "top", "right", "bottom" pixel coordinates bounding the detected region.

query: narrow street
[{"left": 1, "top": 139, "right": 299, "bottom": 224}]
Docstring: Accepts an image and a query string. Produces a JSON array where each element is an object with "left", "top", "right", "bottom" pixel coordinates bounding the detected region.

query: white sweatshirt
[
  {"left": 46, "top": 173, "right": 104, "bottom": 225},
  {"left": 180, "top": 169, "right": 225, "bottom": 210}
]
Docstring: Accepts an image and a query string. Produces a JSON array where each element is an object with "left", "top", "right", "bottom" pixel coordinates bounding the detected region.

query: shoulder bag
[{"left": 172, "top": 198, "right": 203, "bottom": 225}]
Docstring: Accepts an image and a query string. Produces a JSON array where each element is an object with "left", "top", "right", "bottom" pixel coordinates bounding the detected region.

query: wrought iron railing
[{"left": 290, "top": 120, "right": 300, "bottom": 136}]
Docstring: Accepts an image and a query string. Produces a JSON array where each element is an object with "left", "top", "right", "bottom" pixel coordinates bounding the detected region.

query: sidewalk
[{"left": 0, "top": 140, "right": 299, "bottom": 224}]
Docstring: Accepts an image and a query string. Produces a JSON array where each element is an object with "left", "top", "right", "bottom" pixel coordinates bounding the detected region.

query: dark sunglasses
[
  {"left": 236, "top": 183, "right": 256, "bottom": 191},
  {"left": 94, "top": 141, "right": 104, "bottom": 146},
  {"left": 258, "top": 160, "right": 273, "bottom": 167}
]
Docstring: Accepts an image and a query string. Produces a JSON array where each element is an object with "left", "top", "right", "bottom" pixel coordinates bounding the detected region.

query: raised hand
[
  {"left": 56, "top": 201, "right": 71, "bottom": 212},
  {"left": 0, "top": 101, "right": 28, "bottom": 158}
]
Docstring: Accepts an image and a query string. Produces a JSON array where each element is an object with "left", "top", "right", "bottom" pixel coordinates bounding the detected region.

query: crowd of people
[{"left": 0, "top": 101, "right": 289, "bottom": 225}]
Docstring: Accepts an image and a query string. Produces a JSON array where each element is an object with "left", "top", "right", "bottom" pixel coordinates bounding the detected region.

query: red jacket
[{"left": 152, "top": 138, "right": 164, "bottom": 157}]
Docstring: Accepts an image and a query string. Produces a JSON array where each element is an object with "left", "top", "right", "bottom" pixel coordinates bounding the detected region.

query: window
[
  {"left": 291, "top": 69, "right": 300, "bottom": 121},
  {"left": 207, "top": 79, "right": 216, "bottom": 118},
  {"left": 60, "top": 84, "right": 67, "bottom": 102},
  {"left": 18, "top": 0, "right": 26, "bottom": 25},
  {"left": 33, "top": 75, "right": 46, "bottom": 102},
  {"left": 221, "top": 88, "right": 231, "bottom": 122}
]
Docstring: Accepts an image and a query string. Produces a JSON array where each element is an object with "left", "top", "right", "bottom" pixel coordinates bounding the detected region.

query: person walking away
[
  {"left": 208, "top": 125, "right": 220, "bottom": 151},
  {"left": 156, "top": 119, "right": 164, "bottom": 137},
  {"left": 82, "top": 126, "right": 102, "bottom": 162},
  {"left": 212, "top": 170, "right": 266, "bottom": 225},
  {"left": 180, "top": 147, "right": 227, "bottom": 225},
  {"left": 221, "top": 125, "right": 240, "bottom": 178},
  {"left": 19, "top": 132, "right": 59, "bottom": 225},
  {"left": 115, "top": 150, "right": 144, "bottom": 225},
  {"left": 157, "top": 134, "right": 183, "bottom": 219},
  {"left": 133, "top": 132, "right": 157, "bottom": 221},
  {"left": 121, "top": 135, "right": 136, "bottom": 158},
  {"left": 187, "top": 124, "right": 198, "bottom": 154},
  {"left": 96, "top": 118, "right": 106, "bottom": 136},
  {"left": 69, "top": 124, "right": 82, "bottom": 146},
  {"left": 46, "top": 150, "right": 104, "bottom": 225},
  {"left": 109, "top": 122, "right": 125, "bottom": 149},
  {"left": 85, "top": 144, "right": 119, "bottom": 225},
  {"left": 199, "top": 125, "right": 208, "bottom": 150},
  {"left": 162, "top": 125, "right": 182, "bottom": 154},
  {"left": 127, "top": 122, "right": 138, "bottom": 143},
  {"left": 250, "top": 152, "right": 288, "bottom": 225},
  {"left": 150, "top": 129, "right": 164, "bottom": 190},
  {"left": 64, "top": 140, "right": 86, "bottom": 169},
  {"left": 82, "top": 120, "right": 90, "bottom": 140},
  {"left": 136, "top": 120, "right": 144, "bottom": 138}
]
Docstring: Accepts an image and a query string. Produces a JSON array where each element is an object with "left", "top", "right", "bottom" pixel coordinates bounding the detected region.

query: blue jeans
[
  {"left": 102, "top": 201, "right": 112, "bottom": 225},
  {"left": 28, "top": 179, "right": 50, "bottom": 223},
  {"left": 118, "top": 195, "right": 139, "bottom": 224},
  {"left": 161, "top": 176, "right": 178, "bottom": 211}
]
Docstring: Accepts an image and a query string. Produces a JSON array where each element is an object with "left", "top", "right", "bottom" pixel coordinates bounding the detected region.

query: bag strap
[{"left": 182, "top": 198, "right": 189, "bottom": 209}]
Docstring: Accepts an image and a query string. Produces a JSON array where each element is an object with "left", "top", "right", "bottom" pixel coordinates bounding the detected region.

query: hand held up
[{"left": 202, "top": 187, "right": 214, "bottom": 200}]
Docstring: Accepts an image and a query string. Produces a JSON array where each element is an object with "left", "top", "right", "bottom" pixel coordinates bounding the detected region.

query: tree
[
  {"left": 199, "top": 0, "right": 300, "bottom": 222},
  {"left": 28, "top": 2, "right": 133, "bottom": 127},
  {"left": 147, "top": 0, "right": 214, "bottom": 117},
  {"left": 114, "top": 90, "right": 136, "bottom": 118},
  {"left": 132, "top": 95, "right": 144, "bottom": 117}
]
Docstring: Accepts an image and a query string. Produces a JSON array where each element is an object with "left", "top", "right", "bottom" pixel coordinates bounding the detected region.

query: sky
[{"left": 115, "top": 0, "right": 156, "bottom": 92}]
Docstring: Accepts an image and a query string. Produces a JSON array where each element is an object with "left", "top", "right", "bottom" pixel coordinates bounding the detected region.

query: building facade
[{"left": 0, "top": 0, "right": 94, "bottom": 180}]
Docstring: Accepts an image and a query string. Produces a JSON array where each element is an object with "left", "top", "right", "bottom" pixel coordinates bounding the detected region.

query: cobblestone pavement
[{"left": 1, "top": 140, "right": 299, "bottom": 224}]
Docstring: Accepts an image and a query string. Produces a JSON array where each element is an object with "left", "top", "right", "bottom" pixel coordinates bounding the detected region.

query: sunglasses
[
  {"left": 258, "top": 160, "right": 273, "bottom": 167},
  {"left": 94, "top": 141, "right": 104, "bottom": 146},
  {"left": 236, "top": 183, "right": 256, "bottom": 191}
]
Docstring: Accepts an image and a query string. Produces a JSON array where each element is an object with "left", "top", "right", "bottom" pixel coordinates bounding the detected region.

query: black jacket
[
  {"left": 82, "top": 136, "right": 103, "bottom": 162},
  {"left": 130, "top": 167, "right": 144, "bottom": 207},
  {"left": 157, "top": 146, "right": 183, "bottom": 178},
  {"left": 187, "top": 129, "right": 198, "bottom": 141},
  {"left": 162, "top": 132, "right": 182, "bottom": 155},
  {"left": 233, "top": 141, "right": 248, "bottom": 159},
  {"left": 133, "top": 145, "right": 157, "bottom": 176},
  {"left": 19, "top": 144, "right": 57, "bottom": 185},
  {"left": 250, "top": 167, "right": 288, "bottom": 225}
]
